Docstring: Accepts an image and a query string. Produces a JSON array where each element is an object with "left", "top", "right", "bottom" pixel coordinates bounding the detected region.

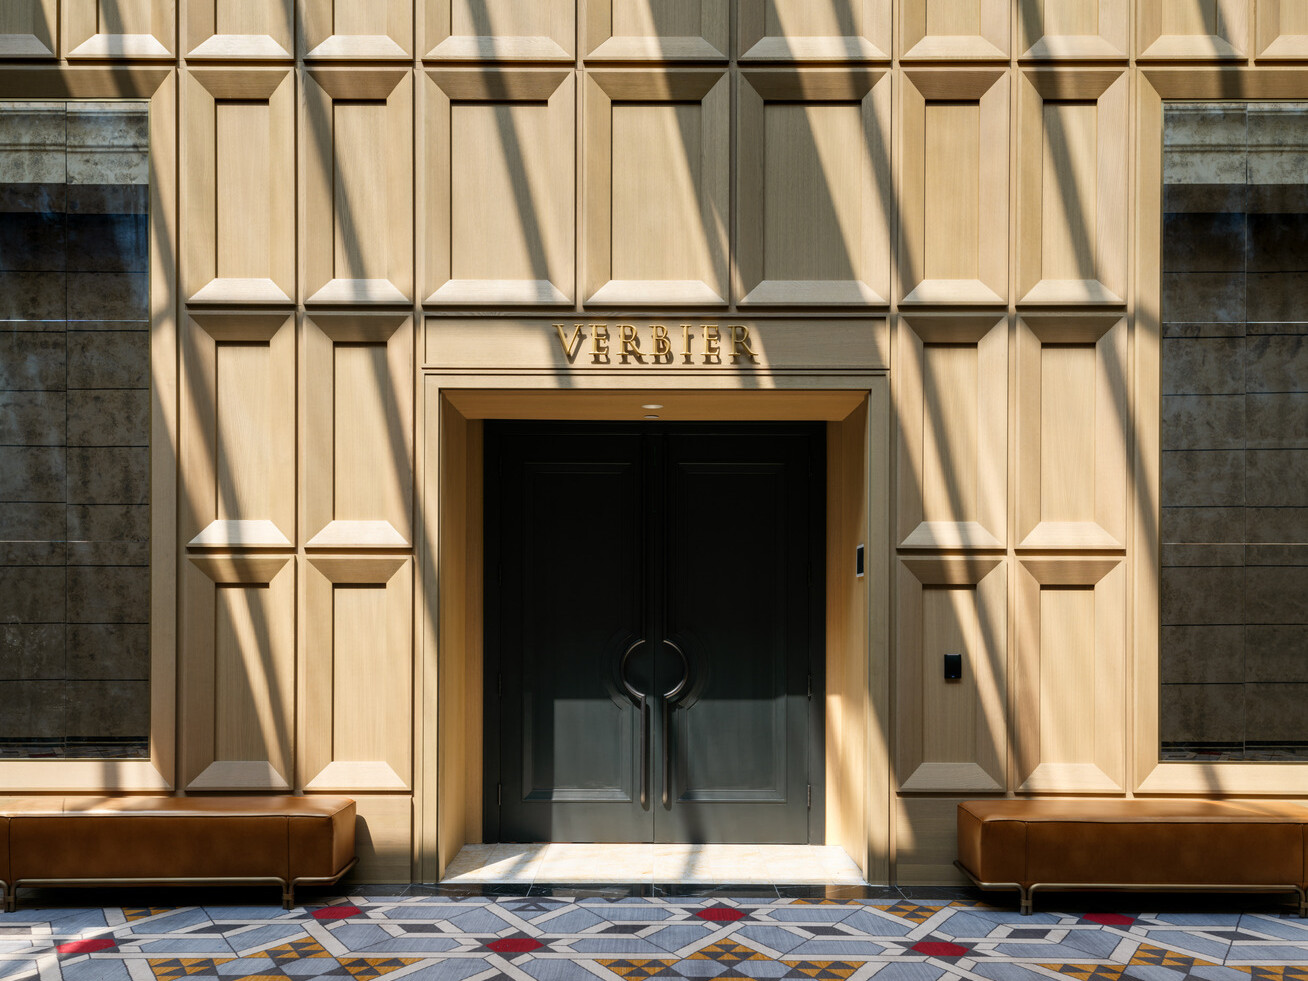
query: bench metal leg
[
  {"left": 1295, "top": 886, "right": 1307, "bottom": 918},
  {"left": 1019, "top": 887, "right": 1033, "bottom": 916},
  {"left": 283, "top": 882, "right": 294, "bottom": 910},
  {"left": 2, "top": 882, "right": 14, "bottom": 914}
]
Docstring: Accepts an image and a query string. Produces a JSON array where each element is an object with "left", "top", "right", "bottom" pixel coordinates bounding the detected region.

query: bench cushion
[
  {"left": 3, "top": 796, "right": 355, "bottom": 884},
  {"left": 960, "top": 799, "right": 1308, "bottom": 888}
]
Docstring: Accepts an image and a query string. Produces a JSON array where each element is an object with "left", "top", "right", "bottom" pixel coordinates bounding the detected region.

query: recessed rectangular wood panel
[
  {"left": 897, "top": 558, "right": 1006, "bottom": 793},
  {"left": 1019, "top": 0, "right": 1129, "bottom": 58},
  {"left": 0, "top": 0, "right": 57, "bottom": 57},
  {"left": 1015, "top": 557, "right": 1125, "bottom": 793},
  {"left": 894, "top": 797, "right": 971, "bottom": 884},
  {"left": 897, "top": 317, "right": 1006, "bottom": 550},
  {"left": 1139, "top": 0, "right": 1246, "bottom": 58},
  {"left": 740, "top": 0, "right": 890, "bottom": 61},
  {"left": 183, "top": 70, "right": 294, "bottom": 304},
  {"left": 587, "top": 0, "right": 728, "bottom": 60},
  {"left": 1017, "top": 71, "right": 1128, "bottom": 305},
  {"left": 737, "top": 70, "right": 890, "bottom": 306},
  {"left": 925, "top": 105, "right": 980, "bottom": 281},
  {"left": 425, "top": 0, "right": 573, "bottom": 60},
  {"left": 424, "top": 70, "right": 574, "bottom": 306},
  {"left": 902, "top": 0, "right": 1008, "bottom": 59},
  {"left": 182, "top": 315, "right": 295, "bottom": 549},
  {"left": 1257, "top": 0, "right": 1308, "bottom": 57},
  {"left": 303, "top": 0, "right": 411, "bottom": 58},
  {"left": 64, "top": 0, "right": 173, "bottom": 57},
  {"left": 184, "top": 556, "right": 294, "bottom": 790},
  {"left": 187, "top": 0, "right": 293, "bottom": 58},
  {"left": 304, "top": 316, "right": 413, "bottom": 549},
  {"left": 352, "top": 796, "right": 413, "bottom": 881},
  {"left": 1017, "top": 317, "right": 1127, "bottom": 551},
  {"left": 304, "top": 71, "right": 413, "bottom": 305},
  {"left": 900, "top": 71, "right": 1008, "bottom": 304},
  {"left": 303, "top": 558, "right": 412, "bottom": 791},
  {"left": 584, "top": 71, "right": 729, "bottom": 305}
]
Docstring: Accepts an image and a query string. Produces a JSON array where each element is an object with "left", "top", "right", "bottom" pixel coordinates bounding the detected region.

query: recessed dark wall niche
[
  {"left": 0, "top": 101, "right": 150, "bottom": 761},
  {"left": 1161, "top": 103, "right": 1308, "bottom": 762}
]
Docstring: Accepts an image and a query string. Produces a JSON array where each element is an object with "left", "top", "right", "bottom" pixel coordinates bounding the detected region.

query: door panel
[{"left": 487, "top": 423, "right": 822, "bottom": 844}]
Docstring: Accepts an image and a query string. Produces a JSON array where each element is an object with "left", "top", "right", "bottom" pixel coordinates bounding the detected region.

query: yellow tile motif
[
  {"left": 597, "top": 959, "right": 680, "bottom": 978},
  {"left": 338, "top": 958, "right": 422, "bottom": 980},
  {"left": 1235, "top": 969, "right": 1308, "bottom": 980},
  {"left": 687, "top": 941, "right": 769, "bottom": 962},
  {"left": 148, "top": 958, "right": 234, "bottom": 980},
  {"left": 874, "top": 902, "right": 938, "bottom": 923},
  {"left": 1039, "top": 965, "right": 1126, "bottom": 981},
  {"left": 779, "top": 961, "right": 860, "bottom": 979},
  {"left": 257, "top": 937, "right": 332, "bottom": 963},
  {"left": 125, "top": 907, "right": 176, "bottom": 922},
  {"left": 1129, "top": 944, "right": 1219, "bottom": 970}
]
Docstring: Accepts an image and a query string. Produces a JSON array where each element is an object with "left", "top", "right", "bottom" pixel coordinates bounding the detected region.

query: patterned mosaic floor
[{"left": 4, "top": 892, "right": 1308, "bottom": 981}]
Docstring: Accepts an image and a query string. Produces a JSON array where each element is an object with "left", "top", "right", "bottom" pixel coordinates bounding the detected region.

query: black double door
[{"left": 485, "top": 422, "right": 823, "bottom": 844}]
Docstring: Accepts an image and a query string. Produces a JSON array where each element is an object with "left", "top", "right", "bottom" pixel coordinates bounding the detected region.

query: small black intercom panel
[
  {"left": 856, "top": 544, "right": 865, "bottom": 578},
  {"left": 944, "top": 652, "right": 963, "bottom": 681}
]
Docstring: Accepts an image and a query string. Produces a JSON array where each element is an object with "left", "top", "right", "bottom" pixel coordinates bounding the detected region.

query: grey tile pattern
[
  {"left": 1160, "top": 103, "right": 1308, "bottom": 761},
  {"left": 0, "top": 101, "right": 150, "bottom": 761}
]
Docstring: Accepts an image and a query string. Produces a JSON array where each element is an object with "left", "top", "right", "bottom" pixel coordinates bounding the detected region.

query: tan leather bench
[
  {"left": 0, "top": 796, "right": 356, "bottom": 912},
  {"left": 957, "top": 799, "right": 1308, "bottom": 916}
]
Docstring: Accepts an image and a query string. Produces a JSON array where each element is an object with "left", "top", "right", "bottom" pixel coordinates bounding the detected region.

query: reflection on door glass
[
  {"left": 1160, "top": 103, "right": 1308, "bottom": 762},
  {"left": 0, "top": 102, "right": 150, "bottom": 760}
]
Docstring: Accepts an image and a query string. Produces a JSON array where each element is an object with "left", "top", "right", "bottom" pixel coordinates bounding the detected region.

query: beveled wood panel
[
  {"left": 186, "top": 0, "right": 293, "bottom": 59},
  {"left": 303, "top": 70, "right": 413, "bottom": 305},
  {"left": 900, "top": 70, "right": 1009, "bottom": 305},
  {"left": 0, "top": 0, "right": 57, "bottom": 57},
  {"left": 183, "top": 69, "right": 294, "bottom": 305},
  {"left": 1018, "top": 0, "right": 1129, "bottom": 59},
  {"left": 894, "top": 796, "right": 971, "bottom": 884},
  {"left": 304, "top": 315, "right": 413, "bottom": 549},
  {"left": 182, "top": 315, "right": 296, "bottom": 549},
  {"left": 583, "top": 70, "right": 729, "bottom": 306},
  {"left": 184, "top": 555, "right": 295, "bottom": 791},
  {"left": 586, "top": 0, "right": 728, "bottom": 60},
  {"left": 352, "top": 796, "right": 414, "bottom": 881},
  {"left": 1138, "top": 0, "right": 1247, "bottom": 59},
  {"left": 1017, "top": 71, "right": 1129, "bottom": 305},
  {"left": 737, "top": 70, "right": 891, "bottom": 306},
  {"left": 902, "top": 0, "right": 1009, "bottom": 60},
  {"left": 424, "top": 0, "right": 574, "bottom": 60},
  {"left": 1016, "top": 316, "right": 1128, "bottom": 551},
  {"left": 64, "top": 0, "right": 174, "bottom": 58},
  {"left": 423, "top": 70, "right": 574, "bottom": 306},
  {"left": 896, "top": 316, "right": 1006, "bottom": 549},
  {"left": 303, "top": 557, "right": 413, "bottom": 791},
  {"left": 897, "top": 557, "right": 1006, "bottom": 793},
  {"left": 303, "top": 0, "right": 412, "bottom": 58},
  {"left": 1259, "top": 0, "right": 1308, "bottom": 58},
  {"left": 1015, "top": 556, "right": 1126, "bottom": 794},
  {"left": 739, "top": 0, "right": 890, "bottom": 61}
]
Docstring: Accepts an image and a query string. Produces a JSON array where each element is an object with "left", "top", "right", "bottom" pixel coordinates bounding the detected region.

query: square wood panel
[
  {"left": 585, "top": 0, "right": 728, "bottom": 60},
  {"left": 1016, "top": 316, "right": 1128, "bottom": 551},
  {"left": 1017, "top": 71, "right": 1129, "bottom": 305},
  {"left": 183, "top": 69, "right": 294, "bottom": 305},
  {"left": 737, "top": 69, "right": 891, "bottom": 306},
  {"left": 902, "top": 0, "right": 1009, "bottom": 60},
  {"left": 900, "top": 70, "right": 1009, "bottom": 305},
  {"left": 303, "top": 0, "right": 412, "bottom": 58},
  {"left": 897, "top": 557, "right": 1007, "bottom": 793},
  {"left": 896, "top": 316, "right": 1007, "bottom": 550},
  {"left": 181, "top": 315, "right": 296, "bottom": 550},
  {"left": 740, "top": 0, "right": 890, "bottom": 61},
  {"left": 303, "top": 70, "right": 414, "bottom": 305},
  {"left": 1018, "top": 0, "right": 1129, "bottom": 59},
  {"left": 423, "top": 70, "right": 575, "bottom": 306},
  {"left": 187, "top": 0, "right": 293, "bottom": 58},
  {"left": 303, "top": 557, "right": 413, "bottom": 792},
  {"left": 303, "top": 315, "right": 413, "bottom": 549},
  {"left": 64, "top": 0, "right": 174, "bottom": 58},
  {"left": 1258, "top": 0, "right": 1308, "bottom": 58},
  {"left": 424, "top": 0, "right": 574, "bottom": 60},
  {"left": 184, "top": 555, "right": 295, "bottom": 791},
  {"left": 1014, "top": 556, "right": 1126, "bottom": 794},
  {"left": 584, "top": 70, "right": 729, "bottom": 306},
  {"left": 1138, "top": 0, "right": 1247, "bottom": 59},
  {"left": 0, "top": 0, "right": 57, "bottom": 57}
]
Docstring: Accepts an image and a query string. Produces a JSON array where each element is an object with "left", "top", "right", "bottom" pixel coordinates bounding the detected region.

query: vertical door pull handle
[
  {"left": 661, "top": 640, "right": 689, "bottom": 807},
  {"left": 620, "top": 640, "right": 649, "bottom": 809}
]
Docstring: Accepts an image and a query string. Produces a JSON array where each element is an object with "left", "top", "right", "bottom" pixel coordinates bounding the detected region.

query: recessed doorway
[{"left": 483, "top": 422, "right": 825, "bottom": 844}]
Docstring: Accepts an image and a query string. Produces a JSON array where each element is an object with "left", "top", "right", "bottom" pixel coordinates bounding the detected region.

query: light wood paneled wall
[{"left": 4, "top": 0, "right": 1308, "bottom": 885}]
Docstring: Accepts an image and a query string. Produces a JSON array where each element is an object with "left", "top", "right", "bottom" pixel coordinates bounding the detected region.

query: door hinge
[
  {"left": 497, "top": 783, "right": 502, "bottom": 807},
  {"left": 807, "top": 784, "right": 812, "bottom": 809},
  {"left": 807, "top": 672, "right": 813, "bottom": 700}
]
